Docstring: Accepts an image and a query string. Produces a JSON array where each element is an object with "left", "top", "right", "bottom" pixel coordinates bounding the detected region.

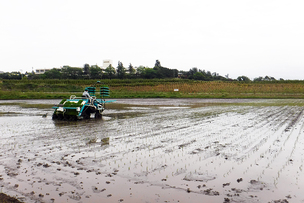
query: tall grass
[
  {"left": 1, "top": 79, "right": 304, "bottom": 99},
  {"left": 109, "top": 81, "right": 304, "bottom": 98}
]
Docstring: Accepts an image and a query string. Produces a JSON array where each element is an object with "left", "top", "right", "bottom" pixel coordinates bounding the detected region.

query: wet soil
[
  {"left": 1, "top": 98, "right": 304, "bottom": 202},
  {"left": 0, "top": 193, "right": 23, "bottom": 203}
]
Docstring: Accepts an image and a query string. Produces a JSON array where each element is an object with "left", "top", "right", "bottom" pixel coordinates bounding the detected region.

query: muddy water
[{"left": 1, "top": 99, "right": 304, "bottom": 202}]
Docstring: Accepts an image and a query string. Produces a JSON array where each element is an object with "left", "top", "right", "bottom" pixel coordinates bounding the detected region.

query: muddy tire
[
  {"left": 52, "top": 114, "right": 58, "bottom": 120},
  {"left": 81, "top": 107, "right": 91, "bottom": 119},
  {"left": 95, "top": 112, "right": 102, "bottom": 119},
  {"left": 57, "top": 114, "right": 64, "bottom": 120},
  {"left": 69, "top": 115, "right": 78, "bottom": 121},
  {"left": 82, "top": 111, "right": 90, "bottom": 119}
]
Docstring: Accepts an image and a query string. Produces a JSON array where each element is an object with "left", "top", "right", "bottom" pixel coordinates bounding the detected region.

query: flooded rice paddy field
[{"left": 1, "top": 98, "right": 304, "bottom": 203}]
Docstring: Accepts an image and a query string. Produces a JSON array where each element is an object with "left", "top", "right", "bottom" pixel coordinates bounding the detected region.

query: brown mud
[
  {"left": 0, "top": 99, "right": 304, "bottom": 202},
  {"left": 0, "top": 193, "right": 23, "bottom": 203}
]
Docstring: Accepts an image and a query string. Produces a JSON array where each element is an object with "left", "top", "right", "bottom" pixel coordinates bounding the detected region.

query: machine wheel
[
  {"left": 83, "top": 113, "right": 90, "bottom": 119},
  {"left": 52, "top": 114, "right": 58, "bottom": 120},
  {"left": 57, "top": 114, "right": 64, "bottom": 120},
  {"left": 68, "top": 115, "right": 77, "bottom": 121},
  {"left": 95, "top": 111, "right": 102, "bottom": 119},
  {"left": 82, "top": 111, "right": 90, "bottom": 119},
  {"left": 81, "top": 107, "right": 91, "bottom": 119}
]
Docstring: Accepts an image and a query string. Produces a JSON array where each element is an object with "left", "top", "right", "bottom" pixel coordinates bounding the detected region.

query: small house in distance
[
  {"left": 35, "top": 69, "right": 51, "bottom": 74},
  {"left": 103, "top": 60, "right": 112, "bottom": 69}
]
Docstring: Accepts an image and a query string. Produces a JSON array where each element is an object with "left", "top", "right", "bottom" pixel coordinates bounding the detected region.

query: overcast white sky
[{"left": 1, "top": 0, "right": 304, "bottom": 80}]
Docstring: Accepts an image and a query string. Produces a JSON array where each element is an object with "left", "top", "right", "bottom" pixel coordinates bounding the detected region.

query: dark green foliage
[
  {"left": 144, "top": 68, "right": 158, "bottom": 79},
  {"left": 89, "top": 65, "right": 103, "bottom": 79},
  {"left": 253, "top": 76, "right": 277, "bottom": 82},
  {"left": 0, "top": 56, "right": 302, "bottom": 82},
  {"left": 237, "top": 76, "right": 251, "bottom": 82},
  {"left": 104, "top": 64, "right": 116, "bottom": 79},
  {"left": 61, "top": 66, "right": 83, "bottom": 79},
  {"left": 0, "top": 72, "right": 23, "bottom": 79},
  {"left": 154, "top": 60, "right": 161, "bottom": 68},
  {"left": 193, "top": 72, "right": 205, "bottom": 80},
  {"left": 42, "top": 68, "right": 62, "bottom": 79},
  {"left": 128, "top": 63, "right": 136, "bottom": 78},
  {"left": 83, "top": 63, "right": 90, "bottom": 76},
  {"left": 116, "top": 61, "right": 126, "bottom": 79},
  {"left": 153, "top": 60, "right": 177, "bottom": 78},
  {"left": 0, "top": 59, "right": 232, "bottom": 81}
]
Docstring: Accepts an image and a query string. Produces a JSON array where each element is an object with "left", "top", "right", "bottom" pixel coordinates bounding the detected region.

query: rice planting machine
[{"left": 52, "top": 81, "right": 115, "bottom": 120}]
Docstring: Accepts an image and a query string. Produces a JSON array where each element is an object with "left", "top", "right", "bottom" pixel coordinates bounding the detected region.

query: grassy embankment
[{"left": 1, "top": 79, "right": 304, "bottom": 99}]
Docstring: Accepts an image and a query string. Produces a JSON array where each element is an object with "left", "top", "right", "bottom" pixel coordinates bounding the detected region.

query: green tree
[
  {"left": 116, "top": 61, "right": 126, "bottom": 79},
  {"left": 43, "top": 68, "right": 62, "bottom": 79},
  {"left": 83, "top": 63, "right": 90, "bottom": 76},
  {"left": 237, "top": 76, "right": 251, "bottom": 82},
  {"left": 128, "top": 63, "right": 136, "bottom": 78},
  {"left": 0, "top": 72, "right": 23, "bottom": 79},
  {"left": 89, "top": 65, "right": 103, "bottom": 79},
  {"left": 153, "top": 60, "right": 176, "bottom": 78},
  {"left": 206, "top": 71, "right": 212, "bottom": 79},
  {"left": 193, "top": 72, "right": 205, "bottom": 80},
  {"left": 172, "top": 69, "right": 179, "bottom": 78},
  {"left": 136, "top": 66, "right": 146, "bottom": 78},
  {"left": 154, "top": 59, "right": 161, "bottom": 68},
  {"left": 187, "top": 68, "right": 198, "bottom": 79},
  {"left": 264, "top": 76, "right": 276, "bottom": 81},
  {"left": 253, "top": 76, "right": 263, "bottom": 82},
  {"left": 61, "top": 66, "right": 83, "bottom": 79},
  {"left": 104, "top": 64, "right": 116, "bottom": 79},
  {"left": 253, "top": 76, "right": 276, "bottom": 82},
  {"left": 144, "top": 68, "right": 157, "bottom": 79}
]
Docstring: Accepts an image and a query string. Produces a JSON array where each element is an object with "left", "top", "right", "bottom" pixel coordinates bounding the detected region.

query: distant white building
[
  {"left": 35, "top": 69, "right": 51, "bottom": 74},
  {"left": 103, "top": 60, "right": 113, "bottom": 69}
]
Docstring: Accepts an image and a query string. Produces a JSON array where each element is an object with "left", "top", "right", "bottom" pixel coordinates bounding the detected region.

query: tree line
[{"left": 0, "top": 60, "right": 281, "bottom": 82}]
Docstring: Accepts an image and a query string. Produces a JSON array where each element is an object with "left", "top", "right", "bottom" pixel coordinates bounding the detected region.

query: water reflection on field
[{"left": 1, "top": 99, "right": 304, "bottom": 203}]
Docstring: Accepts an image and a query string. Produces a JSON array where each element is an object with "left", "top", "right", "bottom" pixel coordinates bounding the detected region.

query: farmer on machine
[
  {"left": 82, "top": 88, "right": 96, "bottom": 105},
  {"left": 82, "top": 89, "right": 91, "bottom": 98}
]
